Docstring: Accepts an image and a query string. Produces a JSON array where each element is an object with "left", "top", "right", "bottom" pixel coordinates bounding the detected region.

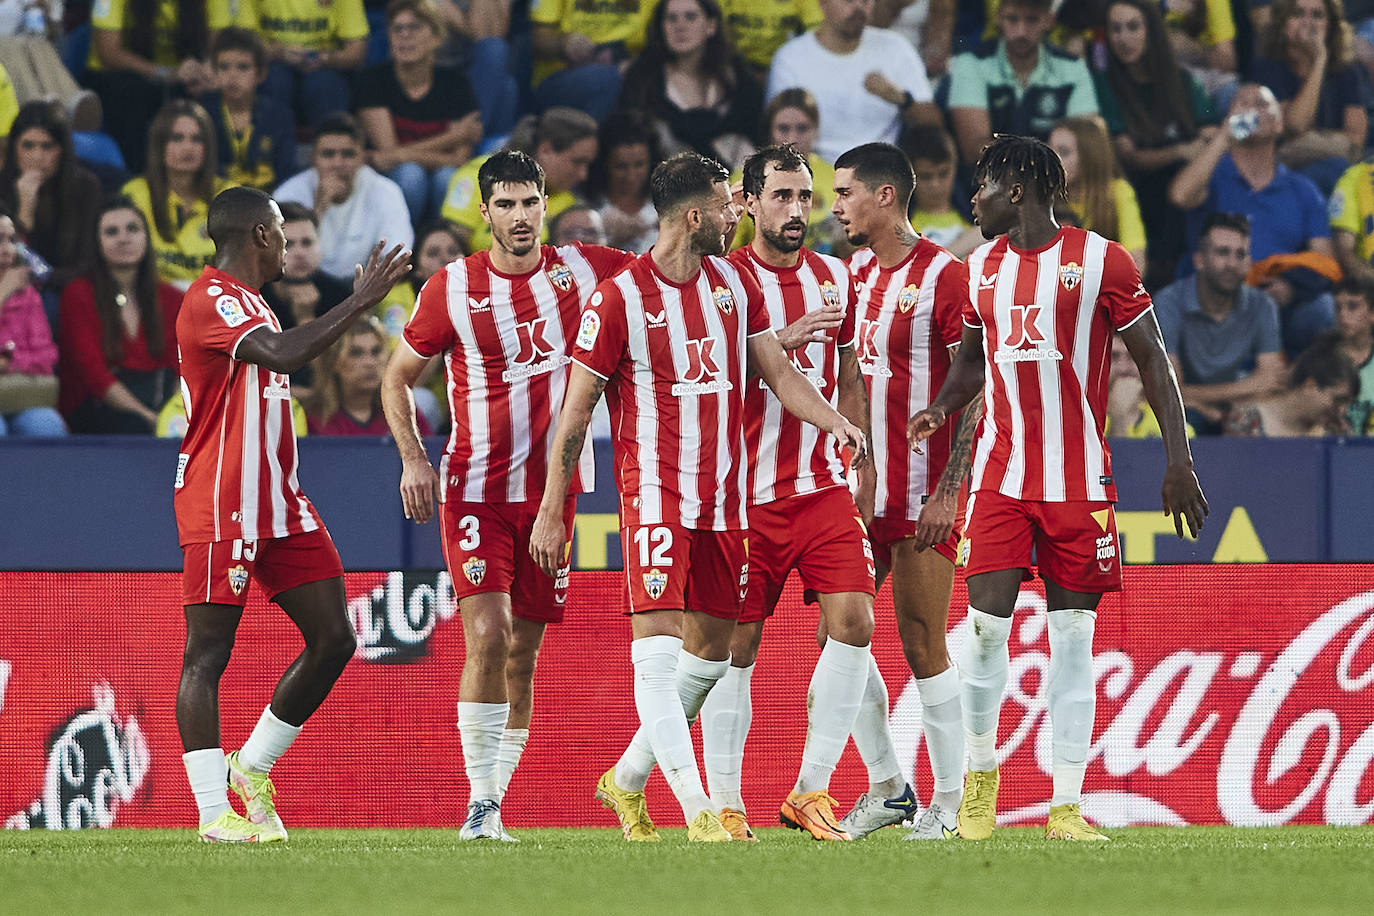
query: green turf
[{"left": 3, "top": 826, "right": 1371, "bottom": 914}]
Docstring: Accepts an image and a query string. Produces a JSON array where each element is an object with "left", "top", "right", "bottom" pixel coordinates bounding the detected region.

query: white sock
[
  {"left": 238, "top": 706, "right": 302, "bottom": 774},
  {"left": 457, "top": 701, "right": 509, "bottom": 803},
  {"left": 624, "top": 635, "right": 714, "bottom": 820},
  {"left": 182, "top": 748, "right": 230, "bottom": 825},
  {"left": 615, "top": 636, "right": 683, "bottom": 792},
  {"left": 959, "top": 607, "right": 1012, "bottom": 771},
  {"left": 700, "top": 662, "right": 754, "bottom": 811},
  {"left": 1048, "top": 609, "right": 1097, "bottom": 807},
  {"left": 796, "top": 639, "right": 869, "bottom": 794},
  {"left": 496, "top": 728, "right": 529, "bottom": 801},
  {"left": 851, "top": 651, "right": 903, "bottom": 795},
  {"left": 618, "top": 644, "right": 730, "bottom": 792},
  {"left": 916, "top": 666, "right": 965, "bottom": 810}
]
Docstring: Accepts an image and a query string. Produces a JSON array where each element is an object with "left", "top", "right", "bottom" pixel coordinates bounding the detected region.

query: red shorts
[
  {"left": 869, "top": 489, "right": 967, "bottom": 568},
  {"left": 182, "top": 529, "right": 344, "bottom": 607},
  {"left": 440, "top": 496, "right": 576, "bottom": 623},
  {"left": 621, "top": 523, "right": 749, "bottom": 619},
  {"left": 742, "top": 487, "right": 875, "bottom": 624},
  {"left": 963, "top": 490, "right": 1122, "bottom": 593}
]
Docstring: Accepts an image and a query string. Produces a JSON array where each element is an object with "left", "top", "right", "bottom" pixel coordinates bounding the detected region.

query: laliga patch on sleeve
[
  {"left": 216, "top": 295, "right": 251, "bottom": 328},
  {"left": 576, "top": 310, "right": 601, "bottom": 351}
]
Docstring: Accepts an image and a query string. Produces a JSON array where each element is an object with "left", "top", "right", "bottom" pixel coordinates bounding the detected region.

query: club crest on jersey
[
  {"left": 898, "top": 284, "right": 919, "bottom": 314},
  {"left": 711, "top": 285, "right": 735, "bottom": 315},
  {"left": 546, "top": 262, "right": 573, "bottom": 291},
  {"left": 462, "top": 557, "right": 487, "bottom": 586},
  {"left": 1059, "top": 262, "right": 1084, "bottom": 291},
  {"left": 643, "top": 569, "right": 668, "bottom": 600},
  {"left": 576, "top": 310, "right": 601, "bottom": 350},
  {"left": 819, "top": 280, "right": 841, "bottom": 308},
  {"left": 216, "top": 295, "right": 250, "bottom": 328},
  {"left": 227, "top": 564, "right": 248, "bottom": 596}
]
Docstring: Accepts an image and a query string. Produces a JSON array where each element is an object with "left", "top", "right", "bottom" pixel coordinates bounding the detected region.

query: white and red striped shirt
[
  {"left": 175, "top": 266, "right": 321, "bottom": 544},
  {"left": 965, "top": 227, "right": 1152, "bottom": 502},
  {"left": 574, "top": 251, "right": 772, "bottom": 531},
  {"left": 404, "top": 243, "right": 633, "bottom": 503},
  {"left": 849, "top": 240, "right": 968, "bottom": 521},
  {"left": 728, "top": 245, "right": 854, "bottom": 506}
]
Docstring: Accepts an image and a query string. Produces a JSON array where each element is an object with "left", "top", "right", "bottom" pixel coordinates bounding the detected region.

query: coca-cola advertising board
[{"left": 2, "top": 568, "right": 1371, "bottom": 830}]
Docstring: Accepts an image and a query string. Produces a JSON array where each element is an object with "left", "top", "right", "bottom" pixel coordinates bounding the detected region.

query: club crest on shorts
[
  {"left": 711, "top": 285, "right": 735, "bottom": 315},
  {"left": 898, "top": 283, "right": 919, "bottom": 314},
  {"left": 819, "top": 280, "right": 841, "bottom": 309},
  {"left": 546, "top": 262, "right": 573, "bottom": 291},
  {"left": 1060, "top": 261, "right": 1084, "bottom": 291},
  {"left": 462, "top": 557, "right": 487, "bottom": 586},
  {"left": 227, "top": 564, "right": 248, "bottom": 596},
  {"left": 643, "top": 569, "right": 668, "bottom": 600}
]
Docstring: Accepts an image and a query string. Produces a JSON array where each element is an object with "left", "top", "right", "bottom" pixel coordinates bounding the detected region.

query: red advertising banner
[{"left": 2, "top": 567, "right": 1372, "bottom": 831}]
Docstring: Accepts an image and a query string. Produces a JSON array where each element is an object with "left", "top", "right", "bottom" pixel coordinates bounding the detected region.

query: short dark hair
[
  {"left": 1199, "top": 211, "right": 1251, "bottom": 246},
  {"left": 211, "top": 26, "right": 266, "bottom": 70},
  {"left": 277, "top": 201, "right": 317, "bottom": 226},
  {"left": 1000, "top": 0, "right": 1055, "bottom": 13},
  {"left": 900, "top": 124, "right": 957, "bottom": 166},
  {"left": 834, "top": 142, "right": 915, "bottom": 210},
  {"left": 207, "top": 186, "right": 277, "bottom": 251},
  {"left": 386, "top": 0, "right": 444, "bottom": 32},
  {"left": 314, "top": 112, "right": 364, "bottom": 147},
  {"left": 478, "top": 150, "right": 546, "bottom": 204},
  {"left": 741, "top": 144, "right": 811, "bottom": 199},
  {"left": 973, "top": 134, "right": 1067, "bottom": 203},
  {"left": 650, "top": 152, "right": 729, "bottom": 215},
  {"left": 1333, "top": 273, "right": 1374, "bottom": 306},
  {"left": 1290, "top": 336, "right": 1359, "bottom": 393}
]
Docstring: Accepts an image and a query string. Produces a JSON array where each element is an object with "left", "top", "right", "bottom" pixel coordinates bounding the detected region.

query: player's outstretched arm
[
  {"left": 236, "top": 241, "right": 412, "bottom": 374},
  {"left": 1120, "top": 312, "right": 1209, "bottom": 538},
  {"left": 749, "top": 331, "right": 867, "bottom": 466},
  {"left": 381, "top": 345, "right": 441, "bottom": 524},
  {"left": 908, "top": 323, "right": 985, "bottom": 452},
  {"left": 529, "top": 364, "right": 607, "bottom": 576}
]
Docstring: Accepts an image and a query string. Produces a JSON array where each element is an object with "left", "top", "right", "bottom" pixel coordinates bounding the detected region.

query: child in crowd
[
  {"left": 902, "top": 124, "right": 982, "bottom": 258},
  {"left": 202, "top": 28, "right": 296, "bottom": 192}
]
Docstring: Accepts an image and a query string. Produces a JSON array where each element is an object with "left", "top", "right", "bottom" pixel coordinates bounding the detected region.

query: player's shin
[
  {"left": 701, "top": 662, "right": 755, "bottom": 811},
  {"left": 959, "top": 607, "right": 1012, "bottom": 771},
  {"left": 796, "top": 639, "right": 869, "bottom": 794},
  {"left": 1046, "top": 609, "right": 1097, "bottom": 806},
  {"left": 182, "top": 748, "right": 231, "bottom": 825},
  {"left": 496, "top": 728, "right": 529, "bottom": 801},
  {"left": 238, "top": 705, "right": 302, "bottom": 774},
  {"left": 627, "top": 635, "right": 715, "bottom": 818},
  {"left": 458, "top": 701, "right": 510, "bottom": 803},
  {"left": 850, "top": 652, "right": 904, "bottom": 796},
  {"left": 916, "top": 667, "right": 965, "bottom": 810}
]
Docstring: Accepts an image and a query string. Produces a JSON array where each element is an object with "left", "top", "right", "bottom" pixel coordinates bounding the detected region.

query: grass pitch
[{"left": 3, "top": 825, "right": 1371, "bottom": 914}]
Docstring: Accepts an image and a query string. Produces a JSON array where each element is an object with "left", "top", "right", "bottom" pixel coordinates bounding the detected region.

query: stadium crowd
[{"left": 0, "top": 0, "right": 1371, "bottom": 439}]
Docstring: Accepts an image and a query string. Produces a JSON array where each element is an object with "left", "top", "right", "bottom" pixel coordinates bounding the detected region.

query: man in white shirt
[
  {"left": 275, "top": 113, "right": 415, "bottom": 282},
  {"left": 767, "top": 0, "right": 940, "bottom": 163}
]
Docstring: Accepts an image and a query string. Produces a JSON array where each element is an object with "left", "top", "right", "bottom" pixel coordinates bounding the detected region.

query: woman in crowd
[
  {"left": 0, "top": 210, "right": 64, "bottom": 436},
  {"left": 58, "top": 198, "right": 182, "bottom": 434},
  {"left": 1048, "top": 115, "right": 1148, "bottom": 272},
  {"left": 585, "top": 110, "right": 660, "bottom": 254},
  {"left": 1094, "top": 0, "right": 1217, "bottom": 286},
  {"left": 1252, "top": 0, "right": 1368, "bottom": 193},
  {"left": 357, "top": 0, "right": 483, "bottom": 222},
  {"left": 0, "top": 102, "right": 102, "bottom": 292},
  {"left": 305, "top": 317, "right": 433, "bottom": 437},
  {"left": 618, "top": 0, "right": 762, "bottom": 169},
  {"left": 121, "top": 99, "right": 230, "bottom": 289}
]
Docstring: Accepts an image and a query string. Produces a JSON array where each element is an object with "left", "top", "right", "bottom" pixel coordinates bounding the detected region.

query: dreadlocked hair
[{"left": 974, "top": 135, "right": 1067, "bottom": 204}]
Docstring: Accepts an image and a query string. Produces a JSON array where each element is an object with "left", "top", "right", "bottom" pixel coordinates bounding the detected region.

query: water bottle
[
  {"left": 1227, "top": 111, "right": 1259, "bottom": 142},
  {"left": 14, "top": 241, "right": 52, "bottom": 284}
]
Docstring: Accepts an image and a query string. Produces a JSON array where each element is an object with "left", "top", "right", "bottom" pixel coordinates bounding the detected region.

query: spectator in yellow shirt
[
  {"left": 121, "top": 99, "right": 232, "bottom": 288},
  {"left": 1330, "top": 157, "right": 1374, "bottom": 285},
  {"left": 902, "top": 124, "right": 982, "bottom": 258},
  {"left": 1049, "top": 115, "right": 1148, "bottom": 272},
  {"left": 238, "top": 0, "right": 369, "bottom": 127},
  {"left": 0, "top": 61, "right": 17, "bottom": 141},
  {"left": 719, "top": 0, "right": 821, "bottom": 78},
  {"left": 529, "top": 0, "right": 653, "bottom": 121}
]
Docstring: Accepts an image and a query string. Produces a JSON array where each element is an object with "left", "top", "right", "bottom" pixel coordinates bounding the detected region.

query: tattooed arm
[
  {"left": 529, "top": 364, "right": 608, "bottom": 576},
  {"left": 911, "top": 341, "right": 984, "bottom": 551}
]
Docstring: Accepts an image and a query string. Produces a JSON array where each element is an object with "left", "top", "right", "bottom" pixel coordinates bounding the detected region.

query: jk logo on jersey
[
  {"left": 684, "top": 338, "right": 720, "bottom": 382},
  {"left": 462, "top": 557, "right": 486, "bottom": 586},
  {"left": 643, "top": 569, "right": 668, "bottom": 600},
  {"left": 546, "top": 263, "right": 573, "bottom": 291},
  {"left": 513, "top": 318, "right": 555, "bottom": 365},
  {"left": 855, "top": 320, "right": 892, "bottom": 377},
  {"left": 1003, "top": 304, "right": 1046, "bottom": 348},
  {"left": 227, "top": 564, "right": 248, "bottom": 596},
  {"left": 1059, "top": 262, "right": 1084, "bottom": 291}
]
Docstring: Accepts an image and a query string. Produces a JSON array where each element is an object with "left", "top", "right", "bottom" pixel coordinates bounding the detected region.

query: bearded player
[
  {"left": 175, "top": 187, "right": 409, "bottom": 842},
  {"left": 910, "top": 134, "right": 1207, "bottom": 841},
  {"left": 381, "top": 150, "right": 633, "bottom": 841}
]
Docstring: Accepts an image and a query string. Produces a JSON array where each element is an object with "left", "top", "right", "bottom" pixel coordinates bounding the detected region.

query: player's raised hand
[
  {"left": 1161, "top": 464, "right": 1208, "bottom": 539},
  {"left": 907, "top": 405, "right": 948, "bottom": 454},
  {"left": 777, "top": 306, "right": 845, "bottom": 350},
  {"left": 399, "top": 454, "right": 441, "bottom": 524},
  {"left": 528, "top": 508, "right": 566, "bottom": 578},
  {"left": 352, "top": 240, "right": 412, "bottom": 307},
  {"left": 832, "top": 420, "right": 868, "bottom": 469}
]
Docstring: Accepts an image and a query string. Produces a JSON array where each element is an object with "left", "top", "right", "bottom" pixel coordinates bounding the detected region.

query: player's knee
[
  {"left": 314, "top": 624, "right": 357, "bottom": 672},
  {"left": 467, "top": 615, "right": 513, "bottom": 657},
  {"left": 182, "top": 634, "right": 234, "bottom": 677}
]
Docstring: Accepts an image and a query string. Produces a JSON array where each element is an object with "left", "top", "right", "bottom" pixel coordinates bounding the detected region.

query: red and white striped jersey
[
  {"left": 404, "top": 243, "right": 634, "bottom": 503},
  {"left": 964, "top": 227, "right": 1152, "bottom": 502},
  {"left": 849, "top": 240, "right": 968, "bottom": 521},
  {"left": 574, "top": 251, "right": 773, "bottom": 531},
  {"left": 175, "top": 266, "right": 321, "bottom": 544},
  {"left": 727, "top": 245, "right": 854, "bottom": 506}
]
